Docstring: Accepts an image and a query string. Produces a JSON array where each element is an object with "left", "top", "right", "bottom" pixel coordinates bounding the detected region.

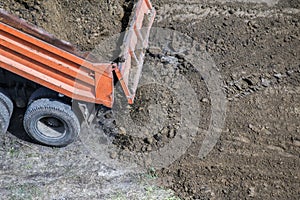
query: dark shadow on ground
[{"left": 8, "top": 107, "right": 37, "bottom": 144}]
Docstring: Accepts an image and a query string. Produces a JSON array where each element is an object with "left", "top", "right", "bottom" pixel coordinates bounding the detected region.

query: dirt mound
[{"left": 0, "top": 0, "right": 132, "bottom": 51}]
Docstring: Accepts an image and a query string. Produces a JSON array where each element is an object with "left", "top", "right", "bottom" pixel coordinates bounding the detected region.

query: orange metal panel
[
  {"left": 0, "top": 32, "right": 95, "bottom": 86},
  {"left": 0, "top": 22, "right": 109, "bottom": 74},
  {"left": 0, "top": 21, "right": 115, "bottom": 107},
  {"left": 0, "top": 0, "right": 155, "bottom": 108},
  {"left": 0, "top": 54, "right": 113, "bottom": 107},
  {"left": 0, "top": 47, "right": 92, "bottom": 91},
  {"left": 0, "top": 54, "right": 92, "bottom": 97},
  {"left": 95, "top": 70, "right": 114, "bottom": 107}
]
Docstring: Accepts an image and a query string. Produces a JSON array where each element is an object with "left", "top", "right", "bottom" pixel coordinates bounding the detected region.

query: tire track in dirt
[
  {"left": 157, "top": 84, "right": 300, "bottom": 199},
  {"left": 156, "top": 1, "right": 299, "bottom": 24},
  {"left": 153, "top": 0, "right": 300, "bottom": 199}
]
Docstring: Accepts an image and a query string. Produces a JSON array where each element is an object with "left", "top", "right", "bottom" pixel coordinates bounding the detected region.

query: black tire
[
  {"left": 0, "top": 90, "right": 13, "bottom": 134},
  {"left": 0, "top": 89, "right": 14, "bottom": 116},
  {"left": 23, "top": 98, "right": 80, "bottom": 147},
  {"left": 0, "top": 102, "right": 10, "bottom": 134},
  {"left": 28, "top": 87, "right": 59, "bottom": 106}
]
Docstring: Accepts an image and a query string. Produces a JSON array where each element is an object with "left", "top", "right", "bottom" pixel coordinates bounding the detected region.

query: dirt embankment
[{"left": 0, "top": 0, "right": 132, "bottom": 51}]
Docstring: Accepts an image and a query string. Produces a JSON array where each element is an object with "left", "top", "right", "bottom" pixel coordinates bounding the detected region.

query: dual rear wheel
[
  {"left": 0, "top": 88, "right": 80, "bottom": 147},
  {"left": 0, "top": 90, "right": 13, "bottom": 134}
]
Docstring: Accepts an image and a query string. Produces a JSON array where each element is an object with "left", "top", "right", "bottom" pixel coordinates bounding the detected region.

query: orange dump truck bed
[{"left": 0, "top": 0, "right": 155, "bottom": 108}]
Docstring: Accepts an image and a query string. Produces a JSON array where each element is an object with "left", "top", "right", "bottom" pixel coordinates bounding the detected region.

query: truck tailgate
[{"left": 114, "top": 0, "right": 156, "bottom": 104}]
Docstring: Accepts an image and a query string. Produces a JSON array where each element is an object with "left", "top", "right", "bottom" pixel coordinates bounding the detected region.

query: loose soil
[
  {"left": 0, "top": 0, "right": 132, "bottom": 51},
  {"left": 0, "top": 0, "right": 299, "bottom": 199}
]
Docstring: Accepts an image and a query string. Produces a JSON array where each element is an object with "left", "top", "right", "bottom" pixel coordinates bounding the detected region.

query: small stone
[
  {"left": 215, "top": 38, "right": 224, "bottom": 45},
  {"left": 248, "top": 187, "right": 255, "bottom": 197},
  {"left": 261, "top": 78, "right": 270, "bottom": 87},
  {"left": 252, "top": 23, "right": 259, "bottom": 29},
  {"left": 145, "top": 137, "right": 153, "bottom": 144},
  {"left": 33, "top": 5, "right": 40, "bottom": 10},
  {"left": 274, "top": 73, "right": 284, "bottom": 79},
  {"left": 218, "top": 147, "right": 224, "bottom": 152},
  {"left": 184, "top": 186, "right": 189, "bottom": 192},
  {"left": 147, "top": 146, "right": 152, "bottom": 151},
  {"left": 160, "top": 127, "right": 169, "bottom": 135},
  {"left": 236, "top": 80, "right": 249, "bottom": 90},
  {"left": 286, "top": 70, "right": 294, "bottom": 76},
  {"left": 201, "top": 98, "right": 209, "bottom": 103},
  {"left": 168, "top": 129, "right": 175, "bottom": 138},
  {"left": 148, "top": 47, "right": 162, "bottom": 55},
  {"left": 141, "top": 146, "right": 147, "bottom": 152},
  {"left": 154, "top": 134, "right": 162, "bottom": 141},
  {"left": 261, "top": 127, "right": 272, "bottom": 135},
  {"left": 228, "top": 10, "right": 234, "bottom": 14},
  {"left": 249, "top": 124, "right": 260, "bottom": 133},
  {"left": 119, "top": 127, "right": 126, "bottom": 135},
  {"left": 143, "top": 129, "right": 149, "bottom": 136},
  {"left": 110, "top": 152, "right": 117, "bottom": 159},
  {"left": 284, "top": 37, "right": 290, "bottom": 42},
  {"left": 293, "top": 139, "right": 300, "bottom": 147},
  {"left": 161, "top": 56, "right": 178, "bottom": 64}
]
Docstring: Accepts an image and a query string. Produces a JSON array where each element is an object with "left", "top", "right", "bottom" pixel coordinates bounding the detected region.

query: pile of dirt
[{"left": 0, "top": 0, "right": 133, "bottom": 51}]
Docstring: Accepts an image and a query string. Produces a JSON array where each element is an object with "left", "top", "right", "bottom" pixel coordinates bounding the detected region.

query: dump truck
[{"left": 0, "top": 0, "right": 156, "bottom": 147}]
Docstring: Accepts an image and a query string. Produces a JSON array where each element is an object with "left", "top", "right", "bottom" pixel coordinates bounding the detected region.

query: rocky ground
[{"left": 0, "top": 0, "right": 299, "bottom": 199}]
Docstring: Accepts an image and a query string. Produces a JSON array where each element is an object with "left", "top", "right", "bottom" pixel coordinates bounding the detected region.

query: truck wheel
[
  {"left": 0, "top": 89, "right": 14, "bottom": 116},
  {"left": 23, "top": 98, "right": 80, "bottom": 147},
  {"left": 0, "top": 90, "right": 13, "bottom": 134},
  {"left": 0, "top": 103, "right": 10, "bottom": 134}
]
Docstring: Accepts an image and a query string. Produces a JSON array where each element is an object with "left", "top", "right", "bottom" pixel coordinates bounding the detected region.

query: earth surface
[{"left": 0, "top": 0, "right": 299, "bottom": 199}]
